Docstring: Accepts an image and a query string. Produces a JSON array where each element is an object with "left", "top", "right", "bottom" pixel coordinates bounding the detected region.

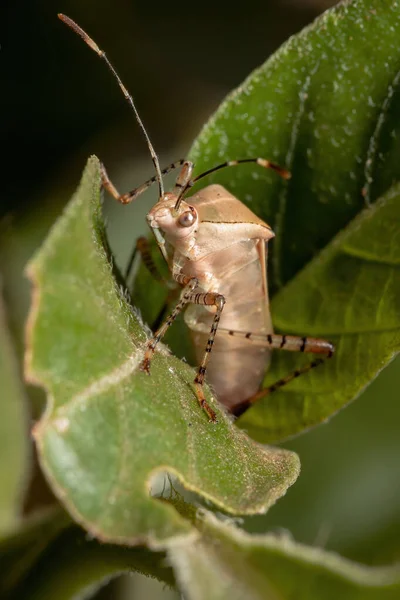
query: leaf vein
[
  {"left": 341, "top": 246, "right": 400, "bottom": 267},
  {"left": 271, "top": 60, "right": 320, "bottom": 290},
  {"left": 362, "top": 64, "right": 400, "bottom": 205},
  {"left": 56, "top": 353, "right": 142, "bottom": 415}
]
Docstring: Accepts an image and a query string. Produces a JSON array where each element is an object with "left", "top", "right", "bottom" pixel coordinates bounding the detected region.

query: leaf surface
[
  {"left": 169, "top": 512, "right": 400, "bottom": 600},
  {"left": 239, "top": 183, "right": 400, "bottom": 441}
]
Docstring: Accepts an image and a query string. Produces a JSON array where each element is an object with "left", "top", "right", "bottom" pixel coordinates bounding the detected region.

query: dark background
[{"left": 0, "top": 0, "right": 333, "bottom": 216}]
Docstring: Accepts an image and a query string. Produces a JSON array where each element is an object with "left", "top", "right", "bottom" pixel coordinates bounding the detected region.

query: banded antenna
[{"left": 58, "top": 14, "right": 165, "bottom": 199}]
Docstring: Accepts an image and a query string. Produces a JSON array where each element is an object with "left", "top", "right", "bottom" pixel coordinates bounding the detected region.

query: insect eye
[{"left": 177, "top": 209, "right": 196, "bottom": 227}]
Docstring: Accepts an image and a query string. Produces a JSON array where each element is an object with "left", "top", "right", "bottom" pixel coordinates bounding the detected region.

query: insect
[{"left": 59, "top": 14, "right": 335, "bottom": 423}]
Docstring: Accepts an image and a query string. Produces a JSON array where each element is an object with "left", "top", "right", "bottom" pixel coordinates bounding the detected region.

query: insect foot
[
  {"left": 139, "top": 355, "right": 152, "bottom": 375},
  {"left": 139, "top": 361, "right": 150, "bottom": 374},
  {"left": 207, "top": 410, "right": 218, "bottom": 424},
  {"left": 194, "top": 382, "right": 218, "bottom": 423},
  {"left": 202, "top": 401, "right": 218, "bottom": 424}
]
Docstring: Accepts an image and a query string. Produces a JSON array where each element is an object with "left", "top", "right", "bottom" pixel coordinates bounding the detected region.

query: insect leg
[
  {"left": 140, "top": 276, "right": 223, "bottom": 422},
  {"left": 131, "top": 235, "right": 181, "bottom": 328},
  {"left": 100, "top": 160, "right": 186, "bottom": 205},
  {"left": 125, "top": 236, "right": 179, "bottom": 332},
  {"left": 140, "top": 276, "right": 198, "bottom": 374},
  {"left": 192, "top": 292, "right": 226, "bottom": 423},
  {"left": 215, "top": 330, "right": 334, "bottom": 417},
  {"left": 218, "top": 329, "right": 334, "bottom": 354},
  {"left": 125, "top": 236, "right": 165, "bottom": 282}
]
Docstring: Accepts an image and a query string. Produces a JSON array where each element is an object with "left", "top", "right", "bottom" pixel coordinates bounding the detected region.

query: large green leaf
[
  {"left": 238, "top": 183, "right": 400, "bottom": 441},
  {"left": 168, "top": 511, "right": 400, "bottom": 600},
  {"left": 25, "top": 157, "right": 299, "bottom": 545},
  {"left": 190, "top": 0, "right": 400, "bottom": 290},
  {"left": 182, "top": 0, "right": 400, "bottom": 440}
]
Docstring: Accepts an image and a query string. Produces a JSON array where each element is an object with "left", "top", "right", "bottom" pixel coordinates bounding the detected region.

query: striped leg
[
  {"left": 192, "top": 292, "right": 225, "bottom": 423},
  {"left": 125, "top": 236, "right": 165, "bottom": 282},
  {"left": 102, "top": 156, "right": 290, "bottom": 207},
  {"left": 100, "top": 160, "right": 185, "bottom": 205},
  {"left": 125, "top": 235, "right": 179, "bottom": 331},
  {"left": 140, "top": 275, "right": 225, "bottom": 422},
  {"left": 140, "top": 275, "right": 198, "bottom": 374},
  {"left": 215, "top": 329, "right": 334, "bottom": 417}
]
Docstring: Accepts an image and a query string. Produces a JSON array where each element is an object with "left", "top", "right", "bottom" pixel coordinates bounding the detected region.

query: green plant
[{"left": 1, "top": 0, "right": 400, "bottom": 598}]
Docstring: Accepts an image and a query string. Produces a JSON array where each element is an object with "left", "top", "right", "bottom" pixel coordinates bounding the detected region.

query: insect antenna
[
  {"left": 58, "top": 14, "right": 165, "bottom": 199},
  {"left": 192, "top": 158, "right": 291, "bottom": 183},
  {"left": 174, "top": 157, "right": 290, "bottom": 210}
]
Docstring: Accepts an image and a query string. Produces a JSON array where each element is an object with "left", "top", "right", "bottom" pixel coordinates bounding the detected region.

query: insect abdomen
[{"left": 184, "top": 240, "right": 272, "bottom": 410}]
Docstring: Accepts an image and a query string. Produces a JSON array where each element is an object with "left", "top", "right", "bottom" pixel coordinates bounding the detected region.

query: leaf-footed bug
[{"left": 59, "top": 14, "right": 335, "bottom": 423}]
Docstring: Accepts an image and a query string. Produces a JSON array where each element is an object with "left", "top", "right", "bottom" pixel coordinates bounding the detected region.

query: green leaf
[
  {"left": 0, "top": 282, "right": 30, "bottom": 535},
  {"left": 186, "top": 0, "right": 400, "bottom": 440},
  {"left": 168, "top": 512, "right": 400, "bottom": 600},
  {"left": 190, "top": 0, "right": 400, "bottom": 290},
  {"left": 238, "top": 183, "right": 400, "bottom": 441},
  {"left": 251, "top": 357, "right": 400, "bottom": 563},
  {"left": 25, "top": 157, "right": 299, "bottom": 545},
  {"left": 0, "top": 508, "right": 69, "bottom": 597},
  {"left": 0, "top": 509, "right": 174, "bottom": 600},
  {"left": 13, "top": 525, "right": 175, "bottom": 600}
]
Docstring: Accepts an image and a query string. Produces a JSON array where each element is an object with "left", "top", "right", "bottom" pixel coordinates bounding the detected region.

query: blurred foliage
[{"left": 0, "top": 287, "right": 30, "bottom": 534}]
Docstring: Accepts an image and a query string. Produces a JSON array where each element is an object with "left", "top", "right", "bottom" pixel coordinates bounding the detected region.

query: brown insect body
[{"left": 164, "top": 184, "right": 274, "bottom": 409}]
